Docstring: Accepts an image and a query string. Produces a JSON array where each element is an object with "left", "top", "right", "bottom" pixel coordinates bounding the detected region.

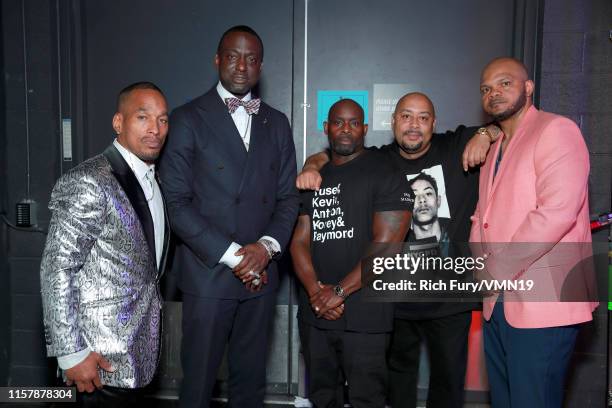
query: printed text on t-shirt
[{"left": 311, "top": 183, "right": 354, "bottom": 242}]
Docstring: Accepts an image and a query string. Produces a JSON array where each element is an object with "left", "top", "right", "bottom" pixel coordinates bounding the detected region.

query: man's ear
[
  {"left": 323, "top": 121, "right": 328, "bottom": 136},
  {"left": 214, "top": 54, "right": 220, "bottom": 69},
  {"left": 437, "top": 195, "right": 442, "bottom": 208},
  {"left": 525, "top": 80, "right": 535, "bottom": 98},
  {"left": 112, "top": 112, "right": 123, "bottom": 136},
  {"left": 363, "top": 123, "right": 368, "bottom": 137}
]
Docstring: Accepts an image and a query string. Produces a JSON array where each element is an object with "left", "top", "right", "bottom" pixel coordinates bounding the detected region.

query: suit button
[
  {"left": 483, "top": 223, "right": 489, "bottom": 229},
  {"left": 235, "top": 198, "right": 241, "bottom": 204},
  {"left": 230, "top": 233, "right": 236, "bottom": 240},
  {"left": 263, "top": 198, "right": 268, "bottom": 204}
]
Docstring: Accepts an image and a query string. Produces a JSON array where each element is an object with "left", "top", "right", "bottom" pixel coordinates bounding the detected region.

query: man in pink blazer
[{"left": 469, "top": 57, "right": 598, "bottom": 407}]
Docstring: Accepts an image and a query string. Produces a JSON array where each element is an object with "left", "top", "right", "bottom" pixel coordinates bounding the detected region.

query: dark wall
[
  {"left": 1, "top": 0, "right": 60, "bottom": 385},
  {"left": 0, "top": 1, "right": 9, "bottom": 388},
  {"left": 300, "top": 0, "right": 515, "bottom": 154},
  {"left": 81, "top": 0, "right": 294, "bottom": 157},
  {"left": 539, "top": 1, "right": 611, "bottom": 406},
  {"left": 539, "top": 0, "right": 612, "bottom": 242}
]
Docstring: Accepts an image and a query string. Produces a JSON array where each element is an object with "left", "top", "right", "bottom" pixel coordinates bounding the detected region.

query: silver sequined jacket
[{"left": 40, "top": 151, "right": 163, "bottom": 388}]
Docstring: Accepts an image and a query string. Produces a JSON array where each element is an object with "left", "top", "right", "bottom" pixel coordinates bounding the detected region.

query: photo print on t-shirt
[{"left": 405, "top": 164, "right": 450, "bottom": 242}]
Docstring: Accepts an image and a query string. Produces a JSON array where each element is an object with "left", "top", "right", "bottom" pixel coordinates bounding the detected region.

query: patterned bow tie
[{"left": 225, "top": 97, "right": 261, "bottom": 115}]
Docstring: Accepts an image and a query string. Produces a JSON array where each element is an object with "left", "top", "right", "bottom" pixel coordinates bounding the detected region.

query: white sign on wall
[{"left": 372, "top": 84, "right": 415, "bottom": 131}]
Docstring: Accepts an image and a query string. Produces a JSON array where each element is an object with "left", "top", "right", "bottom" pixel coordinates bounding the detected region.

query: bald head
[
  {"left": 481, "top": 57, "right": 529, "bottom": 83},
  {"left": 328, "top": 98, "right": 364, "bottom": 122},
  {"left": 394, "top": 92, "right": 436, "bottom": 118},
  {"left": 480, "top": 57, "right": 534, "bottom": 123}
]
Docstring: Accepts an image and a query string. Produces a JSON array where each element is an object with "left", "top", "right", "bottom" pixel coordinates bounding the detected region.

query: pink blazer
[{"left": 469, "top": 106, "right": 598, "bottom": 328}]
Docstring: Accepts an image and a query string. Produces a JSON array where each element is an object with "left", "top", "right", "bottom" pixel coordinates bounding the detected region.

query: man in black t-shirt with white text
[{"left": 290, "top": 99, "right": 413, "bottom": 408}]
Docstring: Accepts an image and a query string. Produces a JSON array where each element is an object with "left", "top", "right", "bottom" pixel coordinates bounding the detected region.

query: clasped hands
[
  {"left": 233, "top": 242, "right": 271, "bottom": 292},
  {"left": 310, "top": 282, "right": 345, "bottom": 320}
]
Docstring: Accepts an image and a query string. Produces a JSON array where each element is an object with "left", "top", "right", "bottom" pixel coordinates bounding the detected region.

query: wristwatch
[
  {"left": 258, "top": 238, "right": 280, "bottom": 260},
  {"left": 477, "top": 127, "right": 494, "bottom": 142},
  {"left": 334, "top": 284, "right": 346, "bottom": 299}
]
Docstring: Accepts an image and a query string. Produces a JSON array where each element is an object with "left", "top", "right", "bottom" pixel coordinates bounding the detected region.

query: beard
[
  {"left": 489, "top": 89, "right": 527, "bottom": 122},
  {"left": 330, "top": 137, "right": 360, "bottom": 156},
  {"left": 138, "top": 152, "right": 160, "bottom": 161},
  {"left": 398, "top": 130, "right": 425, "bottom": 154},
  {"left": 135, "top": 149, "right": 161, "bottom": 163},
  {"left": 401, "top": 140, "right": 423, "bottom": 154}
]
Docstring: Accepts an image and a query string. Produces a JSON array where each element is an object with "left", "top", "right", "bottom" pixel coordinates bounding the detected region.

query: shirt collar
[
  {"left": 216, "top": 81, "right": 252, "bottom": 104},
  {"left": 113, "top": 139, "right": 155, "bottom": 181}
]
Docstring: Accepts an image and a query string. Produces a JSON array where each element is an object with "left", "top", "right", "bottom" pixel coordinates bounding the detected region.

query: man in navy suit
[{"left": 159, "top": 26, "right": 299, "bottom": 407}]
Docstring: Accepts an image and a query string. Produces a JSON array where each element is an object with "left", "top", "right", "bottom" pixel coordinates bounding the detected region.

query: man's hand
[
  {"left": 233, "top": 243, "right": 270, "bottom": 282},
  {"left": 462, "top": 125, "right": 502, "bottom": 171},
  {"left": 244, "top": 270, "right": 269, "bottom": 292},
  {"left": 296, "top": 151, "right": 329, "bottom": 190},
  {"left": 309, "top": 283, "right": 344, "bottom": 318},
  {"left": 310, "top": 282, "right": 344, "bottom": 320},
  {"left": 64, "top": 352, "right": 114, "bottom": 393},
  {"left": 321, "top": 304, "right": 345, "bottom": 320},
  {"left": 296, "top": 169, "right": 322, "bottom": 190}
]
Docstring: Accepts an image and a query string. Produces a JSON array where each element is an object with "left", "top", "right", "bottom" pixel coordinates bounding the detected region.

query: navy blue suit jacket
[{"left": 159, "top": 87, "right": 299, "bottom": 299}]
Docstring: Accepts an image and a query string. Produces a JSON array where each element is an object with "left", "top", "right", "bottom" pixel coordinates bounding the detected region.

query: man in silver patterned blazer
[{"left": 40, "top": 81, "right": 170, "bottom": 406}]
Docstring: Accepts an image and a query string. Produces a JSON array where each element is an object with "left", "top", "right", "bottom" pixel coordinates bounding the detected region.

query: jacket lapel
[
  {"left": 485, "top": 106, "right": 538, "bottom": 206},
  {"left": 486, "top": 138, "right": 504, "bottom": 200},
  {"left": 103, "top": 145, "right": 156, "bottom": 265},
  {"left": 156, "top": 175, "right": 171, "bottom": 279},
  {"left": 197, "top": 89, "right": 248, "bottom": 163}
]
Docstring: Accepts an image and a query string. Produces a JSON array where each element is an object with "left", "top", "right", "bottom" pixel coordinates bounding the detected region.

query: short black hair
[
  {"left": 408, "top": 172, "right": 439, "bottom": 196},
  {"left": 327, "top": 98, "right": 364, "bottom": 121},
  {"left": 217, "top": 25, "right": 264, "bottom": 60},
  {"left": 117, "top": 81, "right": 165, "bottom": 111}
]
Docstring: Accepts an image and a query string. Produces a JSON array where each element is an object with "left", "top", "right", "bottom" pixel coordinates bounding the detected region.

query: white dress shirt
[
  {"left": 113, "top": 139, "right": 165, "bottom": 268},
  {"left": 57, "top": 140, "right": 165, "bottom": 370},
  {"left": 215, "top": 81, "right": 280, "bottom": 268}
]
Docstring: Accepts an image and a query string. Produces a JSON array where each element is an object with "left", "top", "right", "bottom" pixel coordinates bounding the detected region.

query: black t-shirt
[
  {"left": 379, "top": 126, "right": 481, "bottom": 319},
  {"left": 298, "top": 150, "right": 414, "bottom": 333}
]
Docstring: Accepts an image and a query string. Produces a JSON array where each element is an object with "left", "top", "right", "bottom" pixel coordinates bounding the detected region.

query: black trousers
[
  {"left": 299, "top": 321, "right": 389, "bottom": 408},
  {"left": 387, "top": 311, "right": 472, "bottom": 408},
  {"left": 73, "top": 386, "right": 145, "bottom": 408},
  {"left": 179, "top": 293, "right": 276, "bottom": 408}
]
